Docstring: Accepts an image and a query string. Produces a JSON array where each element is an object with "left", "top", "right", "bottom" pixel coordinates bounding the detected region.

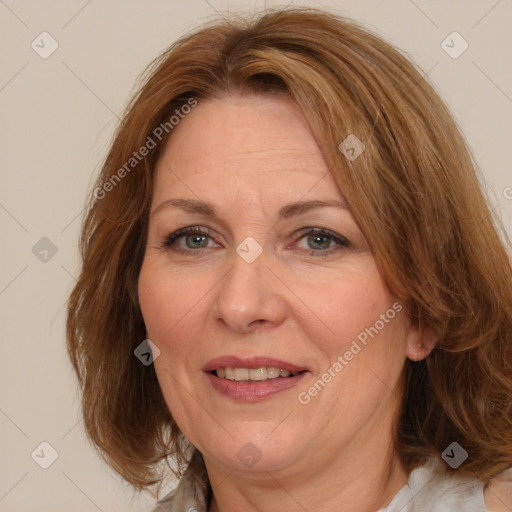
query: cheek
[
  {"left": 298, "top": 263, "right": 408, "bottom": 387},
  {"left": 139, "top": 260, "right": 191, "bottom": 334},
  {"left": 297, "top": 263, "right": 394, "bottom": 344},
  {"left": 137, "top": 259, "right": 213, "bottom": 365},
  {"left": 137, "top": 261, "right": 206, "bottom": 419},
  {"left": 300, "top": 271, "right": 407, "bottom": 426},
  {"left": 138, "top": 263, "right": 172, "bottom": 338}
]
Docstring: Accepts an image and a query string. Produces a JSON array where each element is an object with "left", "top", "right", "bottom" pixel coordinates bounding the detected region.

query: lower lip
[{"left": 205, "top": 372, "right": 308, "bottom": 401}]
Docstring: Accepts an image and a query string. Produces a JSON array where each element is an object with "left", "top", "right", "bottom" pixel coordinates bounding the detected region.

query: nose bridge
[{"left": 213, "top": 241, "right": 286, "bottom": 331}]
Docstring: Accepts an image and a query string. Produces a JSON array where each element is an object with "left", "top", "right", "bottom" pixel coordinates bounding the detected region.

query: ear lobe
[{"left": 406, "top": 324, "right": 437, "bottom": 361}]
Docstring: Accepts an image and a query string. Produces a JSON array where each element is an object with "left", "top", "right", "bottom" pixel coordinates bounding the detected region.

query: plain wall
[{"left": 1, "top": 0, "right": 511, "bottom": 510}]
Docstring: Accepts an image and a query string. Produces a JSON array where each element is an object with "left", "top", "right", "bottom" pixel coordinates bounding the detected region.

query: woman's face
[{"left": 138, "top": 93, "right": 426, "bottom": 476}]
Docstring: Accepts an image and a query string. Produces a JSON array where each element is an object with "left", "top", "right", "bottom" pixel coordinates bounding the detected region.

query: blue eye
[
  {"left": 161, "top": 226, "right": 350, "bottom": 257},
  {"left": 162, "top": 227, "right": 215, "bottom": 252},
  {"left": 295, "top": 228, "right": 350, "bottom": 256}
]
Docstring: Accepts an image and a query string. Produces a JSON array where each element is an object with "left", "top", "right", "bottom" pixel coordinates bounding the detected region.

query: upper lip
[{"left": 203, "top": 356, "right": 309, "bottom": 373}]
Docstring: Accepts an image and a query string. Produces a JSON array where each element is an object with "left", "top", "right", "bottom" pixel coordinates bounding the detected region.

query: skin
[{"left": 138, "top": 93, "right": 435, "bottom": 512}]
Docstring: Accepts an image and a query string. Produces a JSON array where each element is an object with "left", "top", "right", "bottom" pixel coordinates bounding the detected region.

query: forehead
[{"left": 152, "top": 94, "right": 344, "bottom": 204}]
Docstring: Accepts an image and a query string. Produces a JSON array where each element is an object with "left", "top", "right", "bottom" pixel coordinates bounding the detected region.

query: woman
[{"left": 67, "top": 8, "right": 512, "bottom": 511}]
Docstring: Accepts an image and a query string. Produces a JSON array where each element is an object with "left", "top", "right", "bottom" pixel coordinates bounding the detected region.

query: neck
[{"left": 206, "top": 431, "right": 409, "bottom": 512}]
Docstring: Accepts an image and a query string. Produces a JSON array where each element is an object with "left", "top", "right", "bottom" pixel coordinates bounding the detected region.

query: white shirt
[
  {"left": 377, "top": 457, "right": 487, "bottom": 511},
  {"left": 153, "top": 454, "right": 511, "bottom": 511}
]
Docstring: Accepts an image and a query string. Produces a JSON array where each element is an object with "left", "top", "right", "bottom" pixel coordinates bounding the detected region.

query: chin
[{"left": 201, "top": 428, "right": 305, "bottom": 474}]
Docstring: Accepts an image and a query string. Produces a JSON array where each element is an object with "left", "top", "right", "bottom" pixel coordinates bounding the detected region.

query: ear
[{"left": 405, "top": 323, "right": 437, "bottom": 361}]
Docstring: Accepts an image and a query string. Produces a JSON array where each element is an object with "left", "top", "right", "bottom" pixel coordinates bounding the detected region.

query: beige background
[{"left": 0, "top": 0, "right": 511, "bottom": 510}]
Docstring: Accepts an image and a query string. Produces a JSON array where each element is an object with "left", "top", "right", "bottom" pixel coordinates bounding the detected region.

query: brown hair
[{"left": 66, "top": 7, "right": 512, "bottom": 492}]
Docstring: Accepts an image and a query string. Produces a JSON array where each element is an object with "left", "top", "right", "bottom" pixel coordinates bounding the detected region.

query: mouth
[
  {"left": 203, "top": 356, "right": 310, "bottom": 401},
  {"left": 210, "top": 367, "right": 304, "bottom": 381}
]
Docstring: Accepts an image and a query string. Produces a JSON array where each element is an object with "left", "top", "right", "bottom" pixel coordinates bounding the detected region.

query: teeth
[
  {"left": 233, "top": 368, "right": 249, "bottom": 380},
  {"left": 249, "top": 368, "right": 267, "bottom": 380},
  {"left": 215, "top": 367, "right": 299, "bottom": 381},
  {"left": 266, "top": 367, "right": 280, "bottom": 379}
]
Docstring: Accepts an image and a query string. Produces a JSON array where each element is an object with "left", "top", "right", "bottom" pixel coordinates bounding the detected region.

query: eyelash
[{"left": 161, "top": 226, "right": 350, "bottom": 257}]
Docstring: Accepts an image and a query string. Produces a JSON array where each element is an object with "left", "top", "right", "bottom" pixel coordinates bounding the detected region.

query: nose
[{"left": 212, "top": 246, "right": 287, "bottom": 333}]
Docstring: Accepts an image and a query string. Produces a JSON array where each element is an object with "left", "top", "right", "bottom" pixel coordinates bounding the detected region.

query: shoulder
[
  {"left": 381, "top": 457, "right": 511, "bottom": 512},
  {"left": 409, "top": 458, "right": 486, "bottom": 511}
]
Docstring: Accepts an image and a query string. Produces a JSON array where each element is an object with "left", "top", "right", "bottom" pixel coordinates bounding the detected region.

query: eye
[
  {"left": 160, "top": 226, "right": 350, "bottom": 257},
  {"left": 162, "top": 226, "right": 218, "bottom": 253},
  {"left": 294, "top": 227, "right": 350, "bottom": 256}
]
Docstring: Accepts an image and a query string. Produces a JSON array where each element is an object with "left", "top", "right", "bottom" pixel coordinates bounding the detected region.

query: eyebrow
[{"left": 152, "top": 198, "right": 350, "bottom": 220}]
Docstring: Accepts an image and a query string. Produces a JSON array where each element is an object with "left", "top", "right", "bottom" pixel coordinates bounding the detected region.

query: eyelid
[
  {"left": 160, "top": 224, "right": 350, "bottom": 256},
  {"left": 162, "top": 225, "right": 218, "bottom": 248},
  {"left": 293, "top": 226, "right": 349, "bottom": 244}
]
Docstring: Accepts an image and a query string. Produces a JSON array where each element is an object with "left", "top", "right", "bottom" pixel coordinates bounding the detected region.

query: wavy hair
[{"left": 66, "top": 8, "right": 512, "bottom": 491}]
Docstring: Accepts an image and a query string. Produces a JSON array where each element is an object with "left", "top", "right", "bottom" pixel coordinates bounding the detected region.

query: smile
[
  {"left": 214, "top": 367, "right": 301, "bottom": 381},
  {"left": 203, "top": 356, "right": 310, "bottom": 401}
]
